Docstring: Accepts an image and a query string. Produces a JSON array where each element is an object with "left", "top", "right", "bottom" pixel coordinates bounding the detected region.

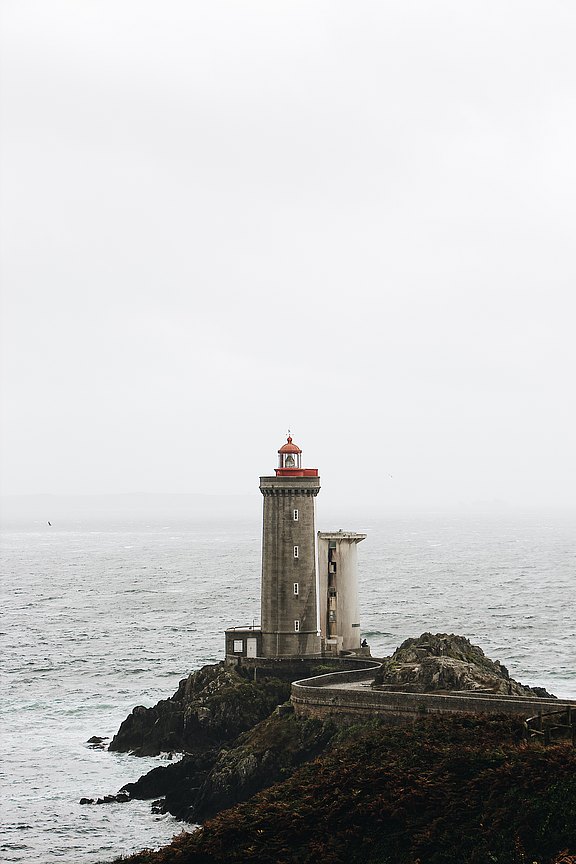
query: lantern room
[{"left": 275, "top": 435, "right": 318, "bottom": 477}]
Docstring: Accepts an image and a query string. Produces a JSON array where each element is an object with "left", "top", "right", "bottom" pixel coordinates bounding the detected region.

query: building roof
[{"left": 318, "top": 531, "right": 367, "bottom": 543}]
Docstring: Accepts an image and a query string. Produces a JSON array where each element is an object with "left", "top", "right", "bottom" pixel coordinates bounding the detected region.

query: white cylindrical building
[{"left": 317, "top": 531, "right": 366, "bottom": 654}]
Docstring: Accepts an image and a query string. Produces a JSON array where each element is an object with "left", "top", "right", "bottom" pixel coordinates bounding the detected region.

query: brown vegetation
[{"left": 113, "top": 714, "right": 576, "bottom": 864}]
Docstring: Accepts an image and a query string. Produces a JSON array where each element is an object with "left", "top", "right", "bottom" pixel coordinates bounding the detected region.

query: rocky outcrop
[
  {"left": 109, "top": 663, "right": 292, "bottom": 756},
  {"left": 184, "top": 710, "right": 336, "bottom": 822},
  {"left": 115, "top": 705, "right": 337, "bottom": 822},
  {"left": 373, "top": 633, "right": 556, "bottom": 697},
  {"left": 86, "top": 735, "right": 109, "bottom": 749},
  {"left": 100, "top": 638, "right": 558, "bottom": 840},
  {"left": 112, "top": 714, "right": 576, "bottom": 864},
  {"left": 121, "top": 749, "right": 219, "bottom": 818},
  {"left": 98, "top": 658, "right": 364, "bottom": 821}
]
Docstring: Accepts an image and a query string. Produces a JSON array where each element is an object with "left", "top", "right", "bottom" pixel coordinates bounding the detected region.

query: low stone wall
[
  {"left": 292, "top": 664, "right": 381, "bottom": 689},
  {"left": 230, "top": 655, "right": 380, "bottom": 683},
  {"left": 291, "top": 670, "right": 576, "bottom": 724}
]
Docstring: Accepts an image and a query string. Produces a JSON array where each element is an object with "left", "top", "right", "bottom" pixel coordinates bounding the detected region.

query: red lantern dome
[{"left": 278, "top": 436, "right": 302, "bottom": 455}]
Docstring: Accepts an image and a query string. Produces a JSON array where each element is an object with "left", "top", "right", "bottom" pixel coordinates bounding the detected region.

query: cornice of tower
[{"left": 259, "top": 475, "right": 320, "bottom": 496}]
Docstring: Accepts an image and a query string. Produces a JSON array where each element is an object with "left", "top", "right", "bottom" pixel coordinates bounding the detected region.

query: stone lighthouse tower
[{"left": 259, "top": 436, "right": 322, "bottom": 657}]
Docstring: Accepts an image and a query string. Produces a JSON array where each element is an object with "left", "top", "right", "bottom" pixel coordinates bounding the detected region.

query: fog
[{"left": 1, "top": 1, "right": 575, "bottom": 515}]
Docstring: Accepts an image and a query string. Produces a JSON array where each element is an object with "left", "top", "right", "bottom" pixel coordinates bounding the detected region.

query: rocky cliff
[
  {"left": 123, "top": 709, "right": 337, "bottom": 822},
  {"left": 99, "top": 635, "right": 559, "bottom": 843},
  {"left": 112, "top": 714, "right": 576, "bottom": 864},
  {"left": 104, "top": 660, "right": 340, "bottom": 822},
  {"left": 109, "top": 662, "right": 291, "bottom": 756}
]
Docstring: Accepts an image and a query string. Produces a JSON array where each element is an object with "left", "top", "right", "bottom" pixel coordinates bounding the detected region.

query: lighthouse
[
  {"left": 259, "top": 436, "right": 322, "bottom": 657},
  {"left": 224, "top": 434, "right": 366, "bottom": 662}
]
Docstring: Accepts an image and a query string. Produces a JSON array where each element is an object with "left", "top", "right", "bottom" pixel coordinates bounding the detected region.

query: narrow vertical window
[
  {"left": 293, "top": 509, "right": 299, "bottom": 521},
  {"left": 294, "top": 620, "right": 300, "bottom": 632},
  {"left": 293, "top": 545, "right": 299, "bottom": 558},
  {"left": 293, "top": 582, "right": 299, "bottom": 596}
]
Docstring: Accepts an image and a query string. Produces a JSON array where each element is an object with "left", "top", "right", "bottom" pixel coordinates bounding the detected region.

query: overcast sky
[{"left": 1, "top": 1, "right": 575, "bottom": 513}]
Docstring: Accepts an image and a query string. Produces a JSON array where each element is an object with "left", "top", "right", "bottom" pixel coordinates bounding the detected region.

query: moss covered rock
[{"left": 373, "top": 633, "right": 555, "bottom": 697}]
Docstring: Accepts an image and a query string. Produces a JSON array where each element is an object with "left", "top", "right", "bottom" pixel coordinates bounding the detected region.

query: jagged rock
[
  {"left": 109, "top": 662, "right": 292, "bottom": 756},
  {"left": 120, "top": 749, "right": 219, "bottom": 811},
  {"left": 79, "top": 791, "right": 130, "bottom": 805},
  {"left": 100, "top": 658, "right": 352, "bottom": 821},
  {"left": 124, "top": 710, "right": 337, "bottom": 822},
  {"left": 86, "top": 735, "right": 109, "bottom": 749},
  {"left": 188, "top": 712, "right": 336, "bottom": 822},
  {"left": 531, "top": 685, "right": 556, "bottom": 698},
  {"left": 373, "top": 633, "right": 556, "bottom": 698}
]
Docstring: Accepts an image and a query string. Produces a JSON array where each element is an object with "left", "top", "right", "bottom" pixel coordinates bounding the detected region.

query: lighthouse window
[
  {"left": 293, "top": 582, "right": 299, "bottom": 596},
  {"left": 294, "top": 620, "right": 300, "bottom": 632},
  {"left": 293, "top": 545, "right": 299, "bottom": 558},
  {"left": 293, "top": 509, "right": 299, "bottom": 521}
]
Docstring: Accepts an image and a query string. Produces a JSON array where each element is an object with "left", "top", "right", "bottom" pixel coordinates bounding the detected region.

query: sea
[{"left": 1, "top": 510, "right": 575, "bottom": 863}]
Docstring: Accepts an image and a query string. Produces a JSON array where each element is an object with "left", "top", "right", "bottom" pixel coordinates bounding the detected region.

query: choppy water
[{"left": 1, "top": 512, "right": 574, "bottom": 863}]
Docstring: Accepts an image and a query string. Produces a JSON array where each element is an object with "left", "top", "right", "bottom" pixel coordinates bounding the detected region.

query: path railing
[{"left": 524, "top": 706, "right": 576, "bottom": 746}]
